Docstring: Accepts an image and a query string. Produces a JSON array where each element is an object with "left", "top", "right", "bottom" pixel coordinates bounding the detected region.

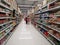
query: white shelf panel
[
  {"left": 48, "top": 0, "right": 57, "bottom": 5},
  {"left": 0, "top": 3, "right": 12, "bottom": 11},
  {"left": 0, "top": 11, "right": 10, "bottom": 13},
  {"left": 2, "top": 0, "right": 11, "bottom": 6},
  {"left": 0, "top": 17, "right": 12, "bottom": 19},
  {"left": 52, "top": 22, "right": 60, "bottom": 24}
]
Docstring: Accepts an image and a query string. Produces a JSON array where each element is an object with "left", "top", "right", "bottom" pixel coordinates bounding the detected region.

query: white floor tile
[{"left": 6, "top": 19, "right": 51, "bottom": 45}]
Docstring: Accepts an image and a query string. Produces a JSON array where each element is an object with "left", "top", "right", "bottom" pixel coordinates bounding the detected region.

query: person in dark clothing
[
  {"left": 24, "top": 16, "right": 31, "bottom": 24},
  {"left": 24, "top": 17, "right": 28, "bottom": 24}
]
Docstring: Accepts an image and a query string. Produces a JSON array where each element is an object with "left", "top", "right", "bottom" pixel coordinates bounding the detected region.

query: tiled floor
[{"left": 6, "top": 19, "right": 51, "bottom": 45}]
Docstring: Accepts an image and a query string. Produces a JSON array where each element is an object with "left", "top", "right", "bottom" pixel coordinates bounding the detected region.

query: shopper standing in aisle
[
  {"left": 27, "top": 16, "right": 31, "bottom": 24},
  {"left": 24, "top": 17, "right": 28, "bottom": 24},
  {"left": 24, "top": 16, "right": 31, "bottom": 24}
]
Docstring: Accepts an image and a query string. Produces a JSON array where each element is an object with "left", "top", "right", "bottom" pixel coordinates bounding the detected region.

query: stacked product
[
  {"left": 0, "top": 0, "right": 22, "bottom": 45},
  {"left": 31, "top": 0, "right": 60, "bottom": 45}
]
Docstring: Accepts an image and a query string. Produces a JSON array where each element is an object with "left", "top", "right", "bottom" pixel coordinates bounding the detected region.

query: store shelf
[
  {"left": 41, "top": 23, "right": 60, "bottom": 33},
  {"left": 0, "top": 11, "right": 7, "bottom": 14},
  {"left": 48, "top": 0, "right": 57, "bottom": 5},
  {"left": 38, "top": 24, "right": 60, "bottom": 41},
  {"left": 42, "top": 5, "right": 47, "bottom": 9},
  {"left": 2, "top": 24, "right": 17, "bottom": 45},
  {"left": 50, "top": 22, "right": 60, "bottom": 24},
  {"left": 34, "top": 21, "right": 41, "bottom": 25},
  {"left": 55, "top": 15, "right": 60, "bottom": 17},
  {"left": 0, "top": 0, "right": 22, "bottom": 45},
  {"left": 40, "top": 31, "right": 55, "bottom": 45},
  {"left": 0, "top": 24, "right": 13, "bottom": 40},
  {"left": 11, "top": 17, "right": 16, "bottom": 19},
  {"left": 38, "top": 25, "right": 48, "bottom": 31},
  {"left": 48, "top": 32, "right": 60, "bottom": 41},
  {"left": 0, "top": 3, "right": 12, "bottom": 11},
  {"left": 2, "top": 0, "right": 11, "bottom": 6},
  {"left": 0, "top": 17, "right": 12, "bottom": 19},
  {"left": 54, "top": 22, "right": 60, "bottom": 24},
  {"left": 36, "top": 0, "right": 60, "bottom": 14},
  {"left": 35, "top": 21, "right": 60, "bottom": 33},
  {"left": 35, "top": 0, "right": 57, "bottom": 14},
  {"left": 0, "top": 24, "right": 12, "bottom": 33},
  {"left": 0, "top": 21, "right": 12, "bottom": 26},
  {"left": 32, "top": 0, "right": 60, "bottom": 45},
  {"left": 40, "top": 6, "right": 60, "bottom": 14},
  {"left": 49, "top": 6, "right": 60, "bottom": 11},
  {"left": 2, "top": 31, "right": 14, "bottom": 45}
]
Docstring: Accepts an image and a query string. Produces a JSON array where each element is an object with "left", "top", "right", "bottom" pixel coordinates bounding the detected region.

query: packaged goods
[
  {"left": 44, "top": 31, "right": 49, "bottom": 36},
  {"left": 48, "top": 30, "right": 54, "bottom": 34},
  {"left": 54, "top": 11, "right": 60, "bottom": 15},
  {"left": 0, "top": 19, "right": 7, "bottom": 24},
  {"left": 0, "top": 14, "right": 6, "bottom": 17},
  {"left": 55, "top": 33, "right": 60, "bottom": 39}
]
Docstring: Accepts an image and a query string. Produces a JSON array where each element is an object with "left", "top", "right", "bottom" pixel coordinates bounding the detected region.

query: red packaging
[
  {"left": 57, "top": 18, "right": 60, "bottom": 22},
  {"left": 0, "top": 14, "right": 7, "bottom": 17},
  {"left": 44, "top": 31, "right": 49, "bottom": 36},
  {"left": 0, "top": 20, "right": 7, "bottom": 24}
]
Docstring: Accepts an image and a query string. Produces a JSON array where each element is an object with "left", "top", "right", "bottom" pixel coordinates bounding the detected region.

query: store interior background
[
  {"left": 16, "top": 0, "right": 42, "bottom": 15},
  {"left": 0, "top": 0, "right": 60, "bottom": 45}
]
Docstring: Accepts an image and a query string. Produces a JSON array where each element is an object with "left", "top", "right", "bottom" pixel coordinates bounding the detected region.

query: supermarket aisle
[{"left": 6, "top": 19, "right": 51, "bottom": 45}]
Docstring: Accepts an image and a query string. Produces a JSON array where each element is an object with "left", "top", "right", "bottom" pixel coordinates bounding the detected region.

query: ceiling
[{"left": 16, "top": 0, "right": 43, "bottom": 15}]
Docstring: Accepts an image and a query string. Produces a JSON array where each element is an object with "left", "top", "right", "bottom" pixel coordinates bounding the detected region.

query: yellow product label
[{"left": 13, "top": 22, "right": 16, "bottom": 26}]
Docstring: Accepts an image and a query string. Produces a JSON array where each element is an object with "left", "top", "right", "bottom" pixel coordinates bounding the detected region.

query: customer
[
  {"left": 24, "top": 17, "right": 28, "bottom": 24},
  {"left": 24, "top": 16, "right": 31, "bottom": 24},
  {"left": 27, "top": 16, "right": 31, "bottom": 24}
]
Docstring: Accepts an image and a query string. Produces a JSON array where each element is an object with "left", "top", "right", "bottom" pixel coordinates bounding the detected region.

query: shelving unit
[
  {"left": 40, "top": 31, "right": 55, "bottom": 45},
  {"left": 31, "top": 0, "right": 60, "bottom": 45},
  {"left": 0, "top": 0, "right": 22, "bottom": 45},
  {"left": 0, "top": 3, "right": 12, "bottom": 11}
]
